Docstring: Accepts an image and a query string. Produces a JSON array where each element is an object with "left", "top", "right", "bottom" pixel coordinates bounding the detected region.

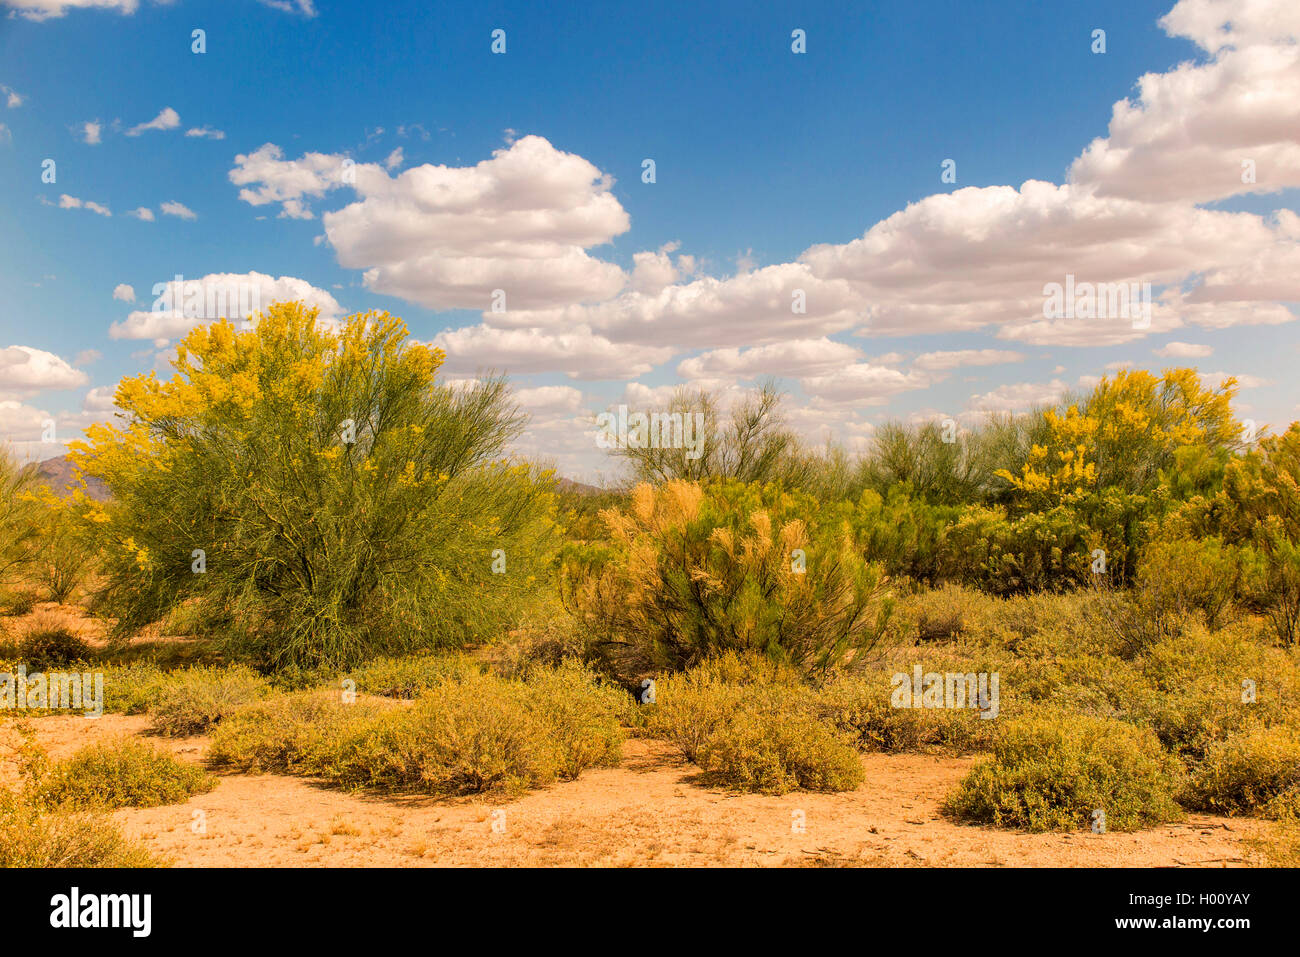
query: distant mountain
[
  {"left": 555, "top": 477, "right": 605, "bottom": 496},
  {"left": 34, "top": 454, "right": 109, "bottom": 502}
]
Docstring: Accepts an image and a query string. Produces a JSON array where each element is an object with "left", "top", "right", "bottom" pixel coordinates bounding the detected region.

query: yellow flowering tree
[{"left": 72, "top": 301, "right": 557, "bottom": 668}]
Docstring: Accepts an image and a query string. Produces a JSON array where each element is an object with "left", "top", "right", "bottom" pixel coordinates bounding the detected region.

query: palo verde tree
[{"left": 72, "top": 302, "right": 557, "bottom": 668}]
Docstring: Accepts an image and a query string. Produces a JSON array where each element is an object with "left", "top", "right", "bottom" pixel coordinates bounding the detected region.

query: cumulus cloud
[
  {"left": 676, "top": 338, "right": 862, "bottom": 380},
  {"left": 429, "top": 325, "right": 672, "bottom": 381},
  {"left": 1070, "top": 0, "right": 1300, "bottom": 204},
  {"left": 966, "top": 380, "right": 1069, "bottom": 414},
  {"left": 79, "top": 120, "right": 101, "bottom": 144},
  {"left": 57, "top": 194, "right": 110, "bottom": 216},
  {"left": 912, "top": 349, "right": 1026, "bottom": 371},
  {"left": 0, "top": 345, "right": 89, "bottom": 397},
  {"left": 112, "top": 283, "right": 135, "bottom": 302},
  {"left": 160, "top": 200, "right": 197, "bottom": 220},
  {"left": 109, "top": 272, "right": 344, "bottom": 342},
  {"left": 127, "top": 207, "right": 155, "bottom": 221},
  {"left": 233, "top": 136, "right": 633, "bottom": 309},
  {"left": 1154, "top": 340, "right": 1213, "bottom": 357},
  {"left": 2, "top": 0, "right": 138, "bottom": 20},
  {"left": 126, "top": 107, "right": 180, "bottom": 136}
]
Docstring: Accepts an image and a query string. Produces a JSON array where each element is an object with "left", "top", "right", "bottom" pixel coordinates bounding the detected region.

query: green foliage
[
  {"left": 1, "top": 588, "right": 38, "bottom": 617},
  {"left": 350, "top": 652, "right": 484, "bottom": 698},
  {"left": 0, "top": 794, "right": 159, "bottom": 867},
  {"left": 147, "top": 664, "right": 270, "bottom": 736},
  {"left": 943, "top": 712, "right": 1185, "bottom": 832},
  {"left": 644, "top": 652, "right": 862, "bottom": 794},
  {"left": 1185, "top": 724, "right": 1300, "bottom": 818},
  {"left": 72, "top": 302, "right": 558, "bottom": 669},
  {"left": 17, "top": 620, "right": 92, "bottom": 669},
  {"left": 211, "top": 664, "right": 626, "bottom": 796},
  {"left": 35, "top": 738, "right": 215, "bottom": 810},
  {"left": 563, "top": 480, "right": 893, "bottom": 677}
]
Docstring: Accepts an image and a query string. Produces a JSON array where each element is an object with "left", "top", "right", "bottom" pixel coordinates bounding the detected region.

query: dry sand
[{"left": 1, "top": 713, "right": 1269, "bottom": 868}]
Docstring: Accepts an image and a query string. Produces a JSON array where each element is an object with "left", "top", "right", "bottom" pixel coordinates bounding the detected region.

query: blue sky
[{"left": 1, "top": 0, "right": 1297, "bottom": 479}]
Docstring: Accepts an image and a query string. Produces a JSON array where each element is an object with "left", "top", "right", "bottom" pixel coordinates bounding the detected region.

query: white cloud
[
  {"left": 79, "top": 120, "right": 101, "bottom": 144},
  {"left": 109, "top": 272, "right": 344, "bottom": 341},
  {"left": 2, "top": 0, "right": 138, "bottom": 20},
  {"left": 112, "top": 283, "right": 135, "bottom": 302},
  {"left": 57, "top": 194, "right": 110, "bottom": 216},
  {"left": 1154, "top": 341, "right": 1213, "bottom": 357},
  {"left": 799, "top": 363, "right": 929, "bottom": 406},
  {"left": 126, "top": 107, "right": 180, "bottom": 136},
  {"left": 384, "top": 147, "right": 403, "bottom": 170},
  {"left": 1070, "top": 0, "right": 1300, "bottom": 204},
  {"left": 429, "top": 325, "right": 672, "bottom": 381},
  {"left": 2, "top": 85, "right": 24, "bottom": 108},
  {"left": 676, "top": 338, "right": 862, "bottom": 380},
  {"left": 128, "top": 207, "right": 155, "bottom": 221},
  {"left": 256, "top": 0, "right": 317, "bottom": 15},
  {"left": 160, "top": 200, "right": 197, "bottom": 220},
  {"left": 185, "top": 126, "right": 226, "bottom": 140},
  {"left": 966, "top": 380, "right": 1069, "bottom": 414},
  {"left": 911, "top": 349, "right": 1026, "bottom": 371},
  {"left": 0, "top": 345, "right": 89, "bottom": 397}
]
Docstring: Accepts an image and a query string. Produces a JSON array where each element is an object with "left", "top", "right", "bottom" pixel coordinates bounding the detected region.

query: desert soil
[{"left": 0, "top": 714, "right": 1270, "bottom": 867}]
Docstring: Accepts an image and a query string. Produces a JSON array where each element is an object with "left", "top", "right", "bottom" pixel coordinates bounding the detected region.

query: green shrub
[
  {"left": 350, "top": 653, "right": 483, "bottom": 699},
  {"left": 816, "top": 670, "right": 1000, "bottom": 754},
  {"left": 1, "top": 588, "right": 38, "bottom": 617},
  {"left": 1136, "top": 537, "right": 1241, "bottom": 632},
  {"left": 147, "top": 665, "right": 270, "bottom": 736},
  {"left": 697, "top": 707, "right": 863, "bottom": 795},
  {"left": 207, "top": 690, "right": 387, "bottom": 773},
  {"left": 17, "top": 621, "right": 92, "bottom": 670},
  {"left": 943, "top": 712, "right": 1185, "bottom": 832},
  {"left": 644, "top": 653, "right": 861, "bottom": 794},
  {"left": 99, "top": 663, "right": 168, "bottom": 715},
  {"left": 904, "top": 584, "right": 999, "bottom": 643},
  {"left": 1184, "top": 724, "right": 1300, "bottom": 818},
  {"left": 0, "top": 795, "right": 159, "bottom": 867},
  {"left": 35, "top": 738, "right": 215, "bottom": 810},
  {"left": 521, "top": 661, "right": 629, "bottom": 779},
  {"left": 563, "top": 481, "right": 893, "bottom": 678},
  {"left": 320, "top": 677, "right": 559, "bottom": 795},
  {"left": 73, "top": 303, "right": 558, "bottom": 670},
  {"left": 214, "top": 667, "right": 626, "bottom": 796}
]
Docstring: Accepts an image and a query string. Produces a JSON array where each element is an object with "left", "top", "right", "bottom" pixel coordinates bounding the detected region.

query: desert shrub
[
  {"left": 147, "top": 665, "right": 271, "bottom": 736},
  {"left": 643, "top": 653, "right": 861, "bottom": 794},
  {"left": 350, "top": 653, "right": 484, "bottom": 699},
  {"left": 1241, "top": 537, "right": 1300, "bottom": 647},
  {"left": 17, "top": 620, "right": 92, "bottom": 669},
  {"left": 319, "top": 677, "right": 559, "bottom": 795},
  {"left": 0, "top": 795, "right": 159, "bottom": 867},
  {"left": 0, "top": 446, "right": 41, "bottom": 584},
  {"left": 943, "top": 712, "right": 1185, "bottom": 832},
  {"left": 99, "top": 663, "right": 168, "bottom": 715},
  {"left": 1136, "top": 537, "right": 1241, "bottom": 632},
  {"left": 1, "top": 588, "right": 38, "bottom": 617},
  {"left": 563, "top": 480, "right": 893, "bottom": 678},
  {"left": 35, "top": 738, "right": 215, "bottom": 810},
  {"left": 29, "top": 490, "right": 95, "bottom": 604},
  {"left": 207, "top": 690, "right": 388, "bottom": 773},
  {"left": 1184, "top": 724, "right": 1300, "bottom": 817},
  {"left": 816, "top": 670, "right": 1001, "bottom": 755},
  {"left": 521, "top": 661, "right": 629, "bottom": 779},
  {"left": 902, "top": 584, "right": 998, "bottom": 643},
  {"left": 643, "top": 652, "right": 807, "bottom": 761},
  {"left": 1019, "top": 653, "right": 1149, "bottom": 721},
  {"left": 72, "top": 302, "right": 558, "bottom": 669},
  {"left": 696, "top": 706, "right": 863, "bottom": 795},
  {"left": 1132, "top": 625, "right": 1299, "bottom": 759}
]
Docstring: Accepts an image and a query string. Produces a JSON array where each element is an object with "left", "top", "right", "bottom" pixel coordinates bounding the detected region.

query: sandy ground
[{"left": 1, "top": 713, "right": 1270, "bottom": 867}]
